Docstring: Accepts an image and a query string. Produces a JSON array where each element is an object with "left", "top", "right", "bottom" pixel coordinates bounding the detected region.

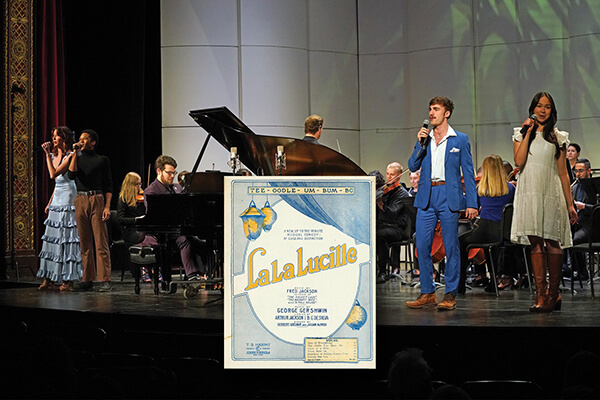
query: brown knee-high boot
[
  {"left": 530, "top": 251, "right": 547, "bottom": 312},
  {"left": 540, "top": 252, "right": 563, "bottom": 313}
]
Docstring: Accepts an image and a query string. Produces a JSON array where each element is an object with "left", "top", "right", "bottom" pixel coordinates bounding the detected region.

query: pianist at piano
[
  {"left": 302, "top": 114, "right": 323, "bottom": 145},
  {"left": 142, "top": 155, "right": 208, "bottom": 280}
]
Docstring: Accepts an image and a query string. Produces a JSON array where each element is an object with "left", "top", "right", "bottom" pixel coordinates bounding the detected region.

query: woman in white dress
[{"left": 512, "top": 92, "right": 577, "bottom": 313}]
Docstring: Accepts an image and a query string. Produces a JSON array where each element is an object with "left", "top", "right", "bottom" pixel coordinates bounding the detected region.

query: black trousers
[{"left": 376, "top": 226, "right": 407, "bottom": 275}]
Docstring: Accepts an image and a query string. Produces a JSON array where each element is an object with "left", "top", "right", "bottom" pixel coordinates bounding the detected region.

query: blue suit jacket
[{"left": 408, "top": 130, "right": 477, "bottom": 212}]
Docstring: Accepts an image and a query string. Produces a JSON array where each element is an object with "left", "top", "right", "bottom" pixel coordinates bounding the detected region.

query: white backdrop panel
[
  {"left": 162, "top": 46, "right": 239, "bottom": 127},
  {"left": 162, "top": 127, "right": 232, "bottom": 173},
  {"left": 240, "top": 46, "right": 308, "bottom": 127},
  {"left": 240, "top": 0, "right": 307, "bottom": 48},
  {"left": 359, "top": 128, "right": 416, "bottom": 181},
  {"left": 309, "top": 51, "right": 359, "bottom": 131},
  {"left": 406, "top": 47, "right": 475, "bottom": 127},
  {"left": 516, "top": 41, "right": 567, "bottom": 118},
  {"left": 357, "top": 0, "right": 406, "bottom": 54},
  {"left": 473, "top": 0, "right": 519, "bottom": 47},
  {"left": 308, "top": 0, "right": 357, "bottom": 53},
  {"left": 567, "top": 35, "right": 600, "bottom": 119},
  {"left": 161, "top": 0, "right": 238, "bottom": 47},
  {"left": 474, "top": 123, "right": 517, "bottom": 170},
  {"left": 406, "top": 0, "right": 472, "bottom": 51},
  {"left": 359, "top": 53, "right": 407, "bottom": 130},
  {"left": 475, "top": 43, "right": 520, "bottom": 124}
]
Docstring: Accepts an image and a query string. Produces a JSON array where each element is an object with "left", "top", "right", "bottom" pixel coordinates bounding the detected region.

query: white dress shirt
[{"left": 429, "top": 125, "right": 457, "bottom": 182}]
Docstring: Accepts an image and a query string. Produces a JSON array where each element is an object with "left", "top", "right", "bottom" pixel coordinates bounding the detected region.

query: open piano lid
[{"left": 189, "top": 107, "right": 366, "bottom": 176}]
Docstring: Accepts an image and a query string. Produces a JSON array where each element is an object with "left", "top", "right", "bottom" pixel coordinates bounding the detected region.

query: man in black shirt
[{"left": 68, "top": 129, "right": 113, "bottom": 292}]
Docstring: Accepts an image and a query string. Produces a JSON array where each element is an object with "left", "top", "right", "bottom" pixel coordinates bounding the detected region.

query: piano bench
[
  {"left": 128, "top": 245, "right": 159, "bottom": 295},
  {"left": 129, "top": 245, "right": 157, "bottom": 265}
]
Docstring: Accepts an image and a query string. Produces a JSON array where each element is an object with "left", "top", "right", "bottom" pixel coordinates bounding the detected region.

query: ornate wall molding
[{"left": 4, "top": 0, "right": 35, "bottom": 258}]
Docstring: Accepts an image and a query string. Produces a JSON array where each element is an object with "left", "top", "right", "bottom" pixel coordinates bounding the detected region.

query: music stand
[{"left": 578, "top": 177, "right": 600, "bottom": 204}]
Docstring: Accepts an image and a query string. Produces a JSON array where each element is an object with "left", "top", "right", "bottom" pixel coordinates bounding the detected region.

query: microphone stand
[{"left": 275, "top": 146, "right": 286, "bottom": 176}]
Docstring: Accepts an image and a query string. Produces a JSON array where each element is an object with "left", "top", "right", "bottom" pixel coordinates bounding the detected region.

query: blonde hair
[
  {"left": 119, "top": 172, "right": 141, "bottom": 207},
  {"left": 477, "top": 155, "right": 509, "bottom": 197}
]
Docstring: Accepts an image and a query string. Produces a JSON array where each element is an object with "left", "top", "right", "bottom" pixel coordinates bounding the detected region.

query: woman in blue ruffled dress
[{"left": 38, "top": 126, "right": 83, "bottom": 291}]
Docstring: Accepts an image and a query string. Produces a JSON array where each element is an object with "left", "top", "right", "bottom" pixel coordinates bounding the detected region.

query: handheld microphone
[
  {"left": 520, "top": 114, "right": 538, "bottom": 134},
  {"left": 419, "top": 119, "right": 430, "bottom": 147},
  {"left": 34, "top": 141, "right": 52, "bottom": 153}
]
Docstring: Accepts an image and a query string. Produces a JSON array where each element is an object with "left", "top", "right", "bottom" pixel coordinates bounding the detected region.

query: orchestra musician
[
  {"left": 406, "top": 96, "right": 478, "bottom": 311},
  {"left": 371, "top": 162, "right": 410, "bottom": 283},
  {"left": 144, "top": 155, "right": 208, "bottom": 280},
  {"left": 511, "top": 91, "right": 577, "bottom": 313},
  {"left": 570, "top": 158, "right": 593, "bottom": 279},
  {"left": 567, "top": 143, "right": 581, "bottom": 183},
  {"left": 408, "top": 170, "right": 420, "bottom": 197},
  {"left": 457, "top": 155, "right": 515, "bottom": 294},
  {"left": 302, "top": 115, "right": 323, "bottom": 145},
  {"left": 117, "top": 172, "right": 159, "bottom": 246},
  {"left": 68, "top": 130, "right": 114, "bottom": 292}
]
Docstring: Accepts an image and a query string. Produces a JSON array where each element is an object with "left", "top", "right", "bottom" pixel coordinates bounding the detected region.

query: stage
[{"left": 1, "top": 271, "right": 599, "bottom": 399}]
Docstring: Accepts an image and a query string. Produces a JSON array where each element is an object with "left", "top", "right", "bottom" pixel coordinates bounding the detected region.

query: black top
[
  {"left": 302, "top": 135, "right": 320, "bottom": 145},
  {"left": 68, "top": 149, "right": 113, "bottom": 193},
  {"left": 116, "top": 198, "right": 146, "bottom": 243},
  {"left": 377, "top": 185, "right": 410, "bottom": 232}
]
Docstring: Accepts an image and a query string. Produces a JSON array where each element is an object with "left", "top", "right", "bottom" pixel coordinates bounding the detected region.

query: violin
[
  {"left": 507, "top": 167, "right": 520, "bottom": 183},
  {"left": 376, "top": 169, "right": 410, "bottom": 199},
  {"left": 136, "top": 189, "right": 144, "bottom": 203}
]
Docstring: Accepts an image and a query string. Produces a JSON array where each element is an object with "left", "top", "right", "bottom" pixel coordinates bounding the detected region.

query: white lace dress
[{"left": 510, "top": 127, "right": 573, "bottom": 248}]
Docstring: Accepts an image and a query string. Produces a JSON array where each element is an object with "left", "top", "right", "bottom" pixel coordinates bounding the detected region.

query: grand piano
[{"left": 135, "top": 106, "right": 366, "bottom": 293}]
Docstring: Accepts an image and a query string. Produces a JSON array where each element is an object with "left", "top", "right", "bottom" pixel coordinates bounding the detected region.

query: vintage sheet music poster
[{"left": 224, "top": 176, "right": 376, "bottom": 369}]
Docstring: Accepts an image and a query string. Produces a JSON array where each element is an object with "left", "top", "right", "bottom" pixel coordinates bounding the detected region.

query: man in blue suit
[{"left": 406, "top": 97, "right": 478, "bottom": 311}]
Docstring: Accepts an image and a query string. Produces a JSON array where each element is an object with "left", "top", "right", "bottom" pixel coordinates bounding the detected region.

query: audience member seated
[
  {"left": 562, "top": 350, "right": 600, "bottom": 399},
  {"left": 387, "top": 348, "right": 433, "bottom": 400}
]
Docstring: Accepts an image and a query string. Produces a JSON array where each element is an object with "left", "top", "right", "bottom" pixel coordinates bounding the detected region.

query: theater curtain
[{"left": 36, "top": 0, "right": 66, "bottom": 251}]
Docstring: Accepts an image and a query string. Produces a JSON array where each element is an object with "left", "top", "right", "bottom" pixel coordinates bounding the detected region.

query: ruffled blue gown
[{"left": 37, "top": 155, "right": 83, "bottom": 283}]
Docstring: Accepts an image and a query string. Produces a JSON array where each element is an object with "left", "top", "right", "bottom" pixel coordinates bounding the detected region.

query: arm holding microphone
[
  {"left": 408, "top": 119, "right": 430, "bottom": 171},
  {"left": 513, "top": 114, "right": 537, "bottom": 168}
]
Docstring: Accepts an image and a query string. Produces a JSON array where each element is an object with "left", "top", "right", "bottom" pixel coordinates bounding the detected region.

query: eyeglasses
[
  {"left": 136, "top": 182, "right": 142, "bottom": 186},
  {"left": 162, "top": 170, "right": 178, "bottom": 176},
  {"left": 574, "top": 169, "right": 588, "bottom": 173}
]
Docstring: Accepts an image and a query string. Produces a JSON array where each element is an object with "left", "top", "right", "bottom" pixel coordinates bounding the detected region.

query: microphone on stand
[
  {"left": 275, "top": 145, "right": 286, "bottom": 175},
  {"left": 520, "top": 114, "right": 538, "bottom": 134},
  {"left": 227, "top": 147, "right": 240, "bottom": 173}
]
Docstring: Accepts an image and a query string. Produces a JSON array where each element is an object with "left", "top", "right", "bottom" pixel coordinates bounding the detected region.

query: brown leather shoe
[
  {"left": 437, "top": 293, "right": 456, "bottom": 311},
  {"left": 405, "top": 293, "right": 437, "bottom": 309}
]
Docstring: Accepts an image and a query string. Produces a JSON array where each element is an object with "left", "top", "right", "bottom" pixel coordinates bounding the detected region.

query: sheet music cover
[{"left": 224, "top": 176, "right": 376, "bottom": 369}]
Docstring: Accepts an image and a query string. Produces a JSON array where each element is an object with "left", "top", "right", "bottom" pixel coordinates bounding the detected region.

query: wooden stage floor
[{"left": 1, "top": 271, "right": 600, "bottom": 399}]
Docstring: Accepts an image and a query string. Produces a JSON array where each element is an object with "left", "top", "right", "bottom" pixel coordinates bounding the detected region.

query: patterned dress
[
  {"left": 37, "top": 153, "right": 83, "bottom": 282},
  {"left": 510, "top": 128, "right": 573, "bottom": 248}
]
